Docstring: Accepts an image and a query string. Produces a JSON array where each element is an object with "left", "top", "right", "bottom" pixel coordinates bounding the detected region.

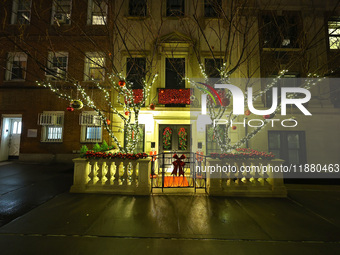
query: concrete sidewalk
[{"left": 0, "top": 162, "right": 340, "bottom": 254}]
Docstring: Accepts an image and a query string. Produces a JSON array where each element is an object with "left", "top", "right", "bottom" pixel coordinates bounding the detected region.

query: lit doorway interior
[{"left": 0, "top": 116, "right": 22, "bottom": 161}]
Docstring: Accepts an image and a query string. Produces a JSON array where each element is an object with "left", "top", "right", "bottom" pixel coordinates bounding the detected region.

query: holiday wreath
[
  {"left": 178, "top": 127, "right": 187, "bottom": 150},
  {"left": 163, "top": 127, "right": 172, "bottom": 150}
]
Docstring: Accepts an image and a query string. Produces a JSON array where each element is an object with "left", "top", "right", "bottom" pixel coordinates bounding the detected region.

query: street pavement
[
  {"left": 0, "top": 162, "right": 339, "bottom": 255},
  {"left": 0, "top": 161, "right": 73, "bottom": 227}
]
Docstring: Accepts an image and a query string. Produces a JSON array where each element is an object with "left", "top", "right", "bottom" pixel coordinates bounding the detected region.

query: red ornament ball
[
  {"left": 125, "top": 111, "right": 129, "bottom": 116},
  {"left": 222, "top": 98, "right": 230, "bottom": 107},
  {"left": 106, "top": 119, "right": 111, "bottom": 125},
  {"left": 245, "top": 110, "right": 251, "bottom": 116},
  {"left": 263, "top": 115, "right": 271, "bottom": 119},
  {"left": 67, "top": 106, "right": 74, "bottom": 112},
  {"left": 232, "top": 126, "right": 237, "bottom": 130},
  {"left": 150, "top": 103, "right": 155, "bottom": 110},
  {"left": 118, "top": 80, "right": 126, "bottom": 87}
]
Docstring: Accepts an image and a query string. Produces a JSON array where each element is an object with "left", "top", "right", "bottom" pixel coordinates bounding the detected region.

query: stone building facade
[{"left": 0, "top": 0, "right": 339, "bottom": 168}]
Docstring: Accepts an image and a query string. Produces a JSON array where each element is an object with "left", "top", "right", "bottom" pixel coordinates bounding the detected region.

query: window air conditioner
[{"left": 79, "top": 113, "right": 101, "bottom": 126}]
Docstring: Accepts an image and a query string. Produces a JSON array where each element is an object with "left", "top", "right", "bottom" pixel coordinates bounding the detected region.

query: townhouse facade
[{"left": 0, "top": 0, "right": 339, "bottom": 170}]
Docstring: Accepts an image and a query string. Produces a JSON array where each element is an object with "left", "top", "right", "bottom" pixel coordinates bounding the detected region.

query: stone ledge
[{"left": 20, "top": 153, "right": 78, "bottom": 163}]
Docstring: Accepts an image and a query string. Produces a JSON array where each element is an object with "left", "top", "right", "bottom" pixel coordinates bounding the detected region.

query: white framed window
[
  {"left": 79, "top": 111, "right": 102, "bottom": 143},
  {"left": 46, "top": 52, "right": 68, "bottom": 80},
  {"left": 328, "top": 17, "right": 340, "bottom": 50},
  {"left": 84, "top": 52, "right": 105, "bottom": 81},
  {"left": 5, "top": 52, "right": 28, "bottom": 81},
  {"left": 38, "top": 112, "right": 64, "bottom": 143},
  {"left": 52, "top": 0, "right": 72, "bottom": 25},
  {"left": 11, "top": 0, "right": 32, "bottom": 24},
  {"left": 87, "top": 0, "right": 108, "bottom": 25}
]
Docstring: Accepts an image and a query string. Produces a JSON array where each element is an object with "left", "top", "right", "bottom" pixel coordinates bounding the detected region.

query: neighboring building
[{"left": 0, "top": 0, "right": 339, "bottom": 168}]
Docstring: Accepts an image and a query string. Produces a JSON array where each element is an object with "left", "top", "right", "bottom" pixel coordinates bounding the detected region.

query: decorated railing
[
  {"left": 70, "top": 150, "right": 286, "bottom": 197},
  {"left": 71, "top": 156, "right": 151, "bottom": 195},
  {"left": 158, "top": 88, "right": 191, "bottom": 105},
  {"left": 206, "top": 158, "right": 287, "bottom": 197}
]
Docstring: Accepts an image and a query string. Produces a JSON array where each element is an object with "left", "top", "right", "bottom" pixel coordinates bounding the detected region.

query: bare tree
[
  {"left": 176, "top": 0, "right": 340, "bottom": 153},
  {"left": 1, "top": 0, "right": 339, "bottom": 154},
  {"left": 0, "top": 0, "right": 165, "bottom": 153}
]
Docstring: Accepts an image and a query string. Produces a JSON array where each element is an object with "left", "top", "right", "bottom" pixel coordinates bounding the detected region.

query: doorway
[
  {"left": 0, "top": 116, "right": 22, "bottom": 161},
  {"left": 158, "top": 124, "right": 191, "bottom": 153},
  {"left": 151, "top": 124, "right": 206, "bottom": 192}
]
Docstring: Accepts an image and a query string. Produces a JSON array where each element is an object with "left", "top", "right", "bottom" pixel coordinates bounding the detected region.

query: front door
[
  {"left": 159, "top": 124, "right": 191, "bottom": 153},
  {"left": 8, "top": 118, "right": 22, "bottom": 156},
  {"left": 0, "top": 117, "right": 22, "bottom": 161}
]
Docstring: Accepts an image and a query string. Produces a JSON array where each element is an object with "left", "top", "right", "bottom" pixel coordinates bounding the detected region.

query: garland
[
  {"left": 178, "top": 127, "right": 187, "bottom": 150},
  {"left": 84, "top": 151, "right": 148, "bottom": 160},
  {"left": 210, "top": 148, "right": 275, "bottom": 160},
  {"left": 158, "top": 89, "right": 191, "bottom": 104},
  {"left": 163, "top": 127, "right": 172, "bottom": 150},
  {"left": 207, "top": 125, "right": 224, "bottom": 141}
]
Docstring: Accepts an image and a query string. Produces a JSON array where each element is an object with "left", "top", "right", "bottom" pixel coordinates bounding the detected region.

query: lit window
[
  {"left": 11, "top": 0, "right": 32, "bottom": 24},
  {"left": 5, "top": 52, "right": 27, "bottom": 81},
  {"left": 328, "top": 17, "right": 340, "bottom": 49},
  {"left": 204, "top": 0, "right": 222, "bottom": 18},
  {"left": 166, "top": 0, "right": 184, "bottom": 17},
  {"left": 46, "top": 52, "right": 68, "bottom": 80},
  {"left": 38, "top": 112, "right": 64, "bottom": 142},
  {"left": 47, "top": 127, "right": 63, "bottom": 140},
  {"left": 18, "top": 121, "right": 22, "bottom": 134},
  {"left": 80, "top": 111, "right": 102, "bottom": 143},
  {"left": 129, "top": 0, "right": 147, "bottom": 17},
  {"left": 12, "top": 120, "right": 22, "bottom": 135},
  {"left": 86, "top": 127, "right": 102, "bottom": 141},
  {"left": 88, "top": 0, "right": 108, "bottom": 25},
  {"left": 84, "top": 53, "right": 105, "bottom": 81},
  {"left": 52, "top": 0, "right": 72, "bottom": 25}
]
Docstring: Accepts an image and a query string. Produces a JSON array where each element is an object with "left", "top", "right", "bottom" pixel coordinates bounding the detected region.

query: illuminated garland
[
  {"left": 210, "top": 148, "right": 275, "bottom": 160},
  {"left": 36, "top": 72, "right": 158, "bottom": 154},
  {"left": 84, "top": 151, "right": 148, "bottom": 160},
  {"left": 187, "top": 66, "right": 325, "bottom": 153}
]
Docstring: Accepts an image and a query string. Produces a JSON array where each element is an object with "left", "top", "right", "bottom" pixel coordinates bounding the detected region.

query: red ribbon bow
[{"left": 171, "top": 154, "right": 186, "bottom": 176}]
